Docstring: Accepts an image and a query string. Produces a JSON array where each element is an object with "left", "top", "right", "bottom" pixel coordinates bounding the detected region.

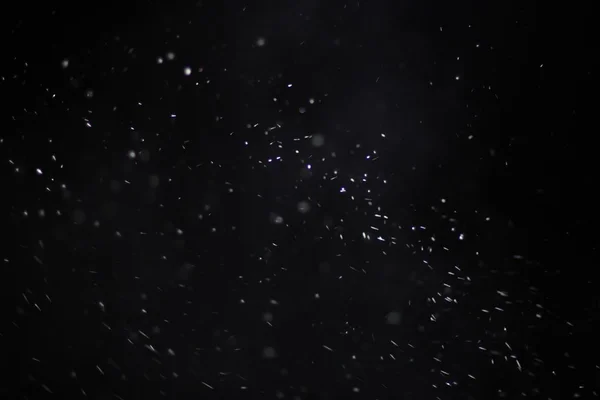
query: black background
[{"left": 2, "top": 1, "right": 597, "bottom": 399}]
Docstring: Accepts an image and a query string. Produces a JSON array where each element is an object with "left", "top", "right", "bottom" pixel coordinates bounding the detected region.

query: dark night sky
[{"left": 2, "top": 1, "right": 597, "bottom": 399}]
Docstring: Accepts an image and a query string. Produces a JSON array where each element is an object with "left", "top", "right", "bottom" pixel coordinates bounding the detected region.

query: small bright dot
[
  {"left": 166, "top": 52, "right": 175, "bottom": 60},
  {"left": 184, "top": 67, "right": 192, "bottom": 76},
  {"left": 36, "top": 168, "right": 43, "bottom": 175},
  {"left": 127, "top": 150, "right": 136, "bottom": 159},
  {"left": 256, "top": 37, "right": 266, "bottom": 47},
  {"left": 455, "top": 76, "right": 460, "bottom": 80},
  {"left": 157, "top": 57, "right": 163, "bottom": 64},
  {"left": 61, "top": 59, "right": 69, "bottom": 68},
  {"left": 309, "top": 98, "right": 315, "bottom": 104}
]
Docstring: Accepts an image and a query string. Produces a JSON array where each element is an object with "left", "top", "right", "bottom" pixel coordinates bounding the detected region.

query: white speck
[
  {"left": 61, "top": 59, "right": 69, "bottom": 68},
  {"left": 36, "top": 168, "right": 43, "bottom": 175},
  {"left": 184, "top": 67, "right": 192, "bottom": 76},
  {"left": 287, "top": 84, "right": 292, "bottom": 88},
  {"left": 166, "top": 52, "right": 175, "bottom": 60},
  {"left": 309, "top": 98, "right": 315, "bottom": 104},
  {"left": 455, "top": 76, "right": 460, "bottom": 80},
  {"left": 256, "top": 37, "right": 266, "bottom": 47},
  {"left": 323, "top": 345, "right": 333, "bottom": 352},
  {"left": 167, "top": 348, "right": 175, "bottom": 356},
  {"left": 157, "top": 57, "right": 164, "bottom": 64},
  {"left": 127, "top": 150, "right": 136, "bottom": 159},
  {"left": 459, "top": 233, "right": 465, "bottom": 240},
  {"left": 201, "top": 381, "right": 214, "bottom": 390},
  {"left": 299, "top": 107, "right": 306, "bottom": 114}
]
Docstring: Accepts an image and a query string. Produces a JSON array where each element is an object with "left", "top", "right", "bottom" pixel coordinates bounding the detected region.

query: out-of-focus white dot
[
  {"left": 309, "top": 98, "right": 315, "bottom": 104},
  {"left": 299, "top": 107, "right": 306, "bottom": 114},
  {"left": 262, "top": 312, "right": 273, "bottom": 322},
  {"left": 311, "top": 134, "right": 324, "bottom": 147},
  {"left": 85, "top": 89, "right": 94, "bottom": 98},
  {"left": 157, "top": 57, "right": 164, "bottom": 64},
  {"left": 256, "top": 37, "right": 266, "bottom": 47},
  {"left": 262, "top": 346, "right": 277, "bottom": 359},
  {"left": 297, "top": 201, "right": 311, "bottom": 214},
  {"left": 183, "top": 67, "right": 192, "bottom": 76},
  {"left": 386, "top": 311, "right": 402, "bottom": 325},
  {"left": 127, "top": 150, "right": 136, "bottom": 159},
  {"left": 455, "top": 75, "right": 460, "bottom": 80},
  {"left": 271, "top": 213, "right": 284, "bottom": 224},
  {"left": 166, "top": 52, "right": 175, "bottom": 60},
  {"left": 36, "top": 168, "right": 43, "bottom": 175},
  {"left": 61, "top": 59, "right": 69, "bottom": 68}
]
